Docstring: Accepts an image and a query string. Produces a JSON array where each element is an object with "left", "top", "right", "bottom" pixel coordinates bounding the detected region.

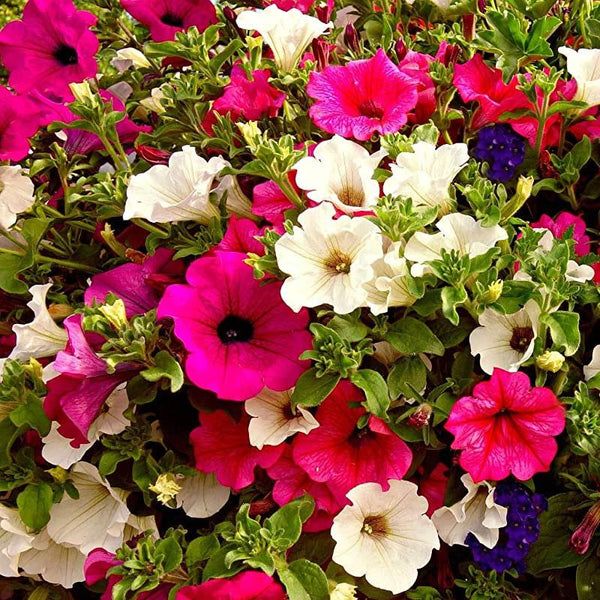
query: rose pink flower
[
  {"left": 210, "top": 216, "right": 266, "bottom": 256},
  {"left": 177, "top": 571, "right": 286, "bottom": 600},
  {"left": 307, "top": 49, "right": 418, "bottom": 141},
  {"left": 398, "top": 50, "right": 436, "bottom": 124},
  {"left": 157, "top": 252, "right": 311, "bottom": 401},
  {"left": 417, "top": 463, "right": 449, "bottom": 518},
  {"left": 252, "top": 180, "right": 295, "bottom": 227},
  {"left": 190, "top": 410, "right": 284, "bottom": 491},
  {"left": 120, "top": 0, "right": 217, "bottom": 42},
  {"left": 0, "top": 0, "right": 98, "bottom": 100},
  {"left": 292, "top": 381, "right": 413, "bottom": 496},
  {"left": 0, "top": 86, "right": 41, "bottom": 161},
  {"left": 445, "top": 368, "right": 566, "bottom": 482},
  {"left": 531, "top": 211, "right": 591, "bottom": 257}
]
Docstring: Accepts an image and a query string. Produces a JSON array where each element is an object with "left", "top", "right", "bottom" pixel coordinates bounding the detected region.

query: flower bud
[
  {"left": 394, "top": 37, "right": 407, "bottom": 62},
  {"left": 149, "top": 473, "right": 182, "bottom": 505},
  {"left": 462, "top": 14, "right": 476, "bottom": 42},
  {"left": 237, "top": 121, "right": 261, "bottom": 149},
  {"left": 136, "top": 145, "right": 171, "bottom": 165},
  {"left": 70, "top": 80, "right": 94, "bottom": 103},
  {"left": 48, "top": 466, "right": 69, "bottom": 484},
  {"left": 99, "top": 298, "right": 128, "bottom": 330},
  {"left": 329, "top": 582, "right": 357, "bottom": 600},
  {"left": 536, "top": 351, "right": 565, "bottom": 373},
  {"left": 407, "top": 404, "right": 432, "bottom": 430},
  {"left": 343, "top": 23, "right": 360, "bottom": 53},
  {"left": 48, "top": 303, "right": 74, "bottom": 320},
  {"left": 312, "top": 38, "right": 330, "bottom": 71},
  {"left": 481, "top": 279, "right": 503, "bottom": 304},
  {"left": 569, "top": 501, "right": 600, "bottom": 555}
]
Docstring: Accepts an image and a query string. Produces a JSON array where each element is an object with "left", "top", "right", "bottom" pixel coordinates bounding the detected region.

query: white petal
[
  {"left": 175, "top": 472, "right": 230, "bottom": 518},
  {"left": 0, "top": 166, "right": 35, "bottom": 230}
]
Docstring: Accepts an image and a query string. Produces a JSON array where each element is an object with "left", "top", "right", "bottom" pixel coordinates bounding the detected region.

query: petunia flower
[
  {"left": 292, "top": 381, "right": 412, "bottom": 497},
  {"left": 558, "top": 47, "right": 600, "bottom": 108},
  {"left": 531, "top": 212, "right": 590, "bottom": 257},
  {"left": 0, "top": 0, "right": 99, "bottom": 100},
  {"left": 157, "top": 251, "right": 311, "bottom": 401},
  {"left": 445, "top": 368, "right": 566, "bottom": 482},
  {"left": 190, "top": 410, "right": 284, "bottom": 491},
  {"left": 252, "top": 180, "right": 295, "bottom": 226},
  {"left": 236, "top": 5, "right": 331, "bottom": 72},
  {"left": 177, "top": 570, "right": 286, "bottom": 600},
  {"left": 469, "top": 300, "right": 541, "bottom": 375},
  {"left": 274, "top": 202, "right": 383, "bottom": 314},
  {"left": 0, "top": 166, "right": 35, "bottom": 230},
  {"left": 331, "top": 480, "right": 440, "bottom": 594},
  {"left": 173, "top": 472, "right": 230, "bottom": 519},
  {"left": 432, "top": 473, "right": 508, "bottom": 548},
  {"left": 382, "top": 141, "right": 469, "bottom": 213},
  {"left": 293, "top": 135, "right": 387, "bottom": 214},
  {"left": 0, "top": 505, "right": 35, "bottom": 578},
  {"left": 307, "top": 49, "right": 418, "bottom": 141},
  {"left": 0, "top": 87, "right": 41, "bottom": 161},
  {"left": 120, "top": 0, "right": 217, "bottom": 42},
  {"left": 211, "top": 216, "right": 265, "bottom": 256}
]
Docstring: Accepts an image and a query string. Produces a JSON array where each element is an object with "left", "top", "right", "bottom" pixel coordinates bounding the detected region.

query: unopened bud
[
  {"left": 569, "top": 501, "right": 600, "bottom": 555},
  {"left": 237, "top": 121, "right": 261, "bottom": 150},
  {"left": 343, "top": 24, "right": 360, "bottom": 53},
  {"left": 48, "top": 303, "right": 74, "bottom": 320},
  {"left": 481, "top": 279, "right": 503, "bottom": 304},
  {"left": 311, "top": 38, "right": 330, "bottom": 71},
  {"left": 99, "top": 298, "right": 128, "bottom": 329},
  {"left": 536, "top": 351, "right": 565, "bottom": 373},
  {"left": 477, "top": 0, "right": 487, "bottom": 12},
  {"left": 501, "top": 176, "right": 534, "bottom": 221},
  {"left": 329, "top": 582, "right": 357, "bottom": 600},
  {"left": 407, "top": 404, "right": 432, "bottom": 430},
  {"left": 136, "top": 145, "right": 171, "bottom": 165},
  {"left": 70, "top": 80, "right": 94, "bottom": 103},
  {"left": 395, "top": 37, "right": 408, "bottom": 62},
  {"left": 462, "top": 14, "right": 476, "bottom": 43},
  {"left": 48, "top": 466, "right": 69, "bottom": 484}
]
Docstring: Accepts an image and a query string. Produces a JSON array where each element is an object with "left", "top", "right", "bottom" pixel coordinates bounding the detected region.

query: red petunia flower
[{"left": 177, "top": 571, "right": 286, "bottom": 600}]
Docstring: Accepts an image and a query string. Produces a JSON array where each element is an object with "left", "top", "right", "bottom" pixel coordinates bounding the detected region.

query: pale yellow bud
[
  {"left": 48, "top": 466, "right": 69, "bottom": 484},
  {"left": 99, "top": 299, "right": 128, "bottom": 330},
  {"left": 481, "top": 279, "right": 503, "bottom": 304},
  {"left": 149, "top": 473, "right": 182, "bottom": 505},
  {"left": 237, "top": 121, "right": 261, "bottom": 150},
  {"left": 536, "top": 351, "right": 565, "bottom": 373},
  {"left": 70, "top": 81, "right": 94, "bottom": 103},
  {"left": 329, "top": 583, "right": 357, "bottom": 600}
]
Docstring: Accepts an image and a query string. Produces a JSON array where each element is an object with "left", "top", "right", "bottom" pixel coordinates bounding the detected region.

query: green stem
[
  {"left": 277, "top": 176, "right": 304, "bottom": 209},
  {"left": 132, "top": 218, "right": 170, "bottom": 237},
  {"left": 36, "top": 254, "right": 100, "bottom": 273},
  {"left": 534, "top": 92, "right": 550, "bottom": 160}
]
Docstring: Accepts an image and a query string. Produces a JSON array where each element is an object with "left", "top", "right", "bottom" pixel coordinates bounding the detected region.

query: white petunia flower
[
  {"left": 275, "top": 202, "right": 383, "bottom": 314},
  {"left": 432, "top": 474, "right": 507, "bottom": 548},
  {"left": 293, "top": 135, "right": 387, "bottom": 215},
  {"left": 214, "top": 174, "right": 254, "bottom": 219},
  {"left": 469, "top": 300, "right": 541, "bottom": 375},
  {"left": 383, "top": 142, "right": 469, "bottom": 213},
  {"left": 331, "top": 480, "right": 440, "bottom": 595},
  {"left": 246, "top": 388, "right": 319, "bottom": 449},
  {"left": 0, "top": 166, "right": 35, "bottom": 230},
  {"left": 123, "top": 145, "right": 228, "bottom": 223},
  {"left": 140, "top": 87, "right": 168, "bottom": 113},
  {"left": 362, "top": 240, "right": 416, "bottom": 315},
  {"left": 584, "top": 345, "right": 600, "bottom": 381},
  {"left": 0, "top": 505, "right": 34, "bottom": 577},
  {"left": 42, "top": 387, "right": 129, "bottom": 469},
  {"left": 236, "top": 5, "right": 332, "bottom": 72},
  {"left": 47, "top": 462, "right": 130, "bottom": 554},
  {"left": 111, "top": 47, "right": 151, "bottom": 72},
  {"left": 558, "top": 47, "right": 600, "bottom": 108},
  {"left": 175, "top": 472, "right": 231, "bottom": 519},
  {"left": 404, "top": 213, "right": 508, "bottom": 277},
  {"left": 9, "top": 283, "right": 68, "bottom": 362}
]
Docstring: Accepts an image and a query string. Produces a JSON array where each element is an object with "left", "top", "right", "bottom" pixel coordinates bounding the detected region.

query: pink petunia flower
[
  {"left": 418, "top": 463, "right": 449, "bottom": 518},
  {"left": 252, "top": 180, "right": 295, "bottom": 227},
  {"left": 445, "top": 368, "right": 566, "bottom": 483},
  {"left": 307, "top": 49, "right": 418, "bottom": 141},
  {"left": 190, "top": 410, "right": 284, "bottom": 491},
  {"left": 398, "top": 50, "right": 436, "bottom": 124},
  {"left": 120, "top": 0, "right": 217, "bottom": 42},
  {"left": 292, "top": 381, "right": 413, "bottom": 496},
  {"left": 43, "top": 315, "right": 140, "bottom": 447},
  {"left": 0, "top": 0, "right": 99, "bottom": 100},
  {"left": 177, "top": 571, "right": 286, "bottom": 600},
  {"left": 210, "top": 216, "right": 266, "bottom": 256},
  {"left": 531, "top": 212, "right": 590, "bottom": 257},
  {"left": 0, "top": 86, "right": 41, "bottom": 161},
  {"left": 157, "top": 252, "right": 311, "bottom": 401}
]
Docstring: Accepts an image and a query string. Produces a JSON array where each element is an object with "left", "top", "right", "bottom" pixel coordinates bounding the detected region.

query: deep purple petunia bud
[
  {"left": 569, "top": 501, "right": 600, "bottom": 555},
  {"left": 394, "top": 37, "right": 408, "bottom": 62},
  {"left": 344, "top": 23, "right": 360, "bottom": 52},
  {"left": 311, "top": 38, "right": 330, "bottom": 71}
]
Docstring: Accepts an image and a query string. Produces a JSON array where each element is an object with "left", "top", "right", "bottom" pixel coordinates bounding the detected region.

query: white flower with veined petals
[
  {"left": 584, "top": 346, "right": 600, "bottom": 382},
  {"left": 432, "top": 474, "right": 507, "bottom": 548},
  {"left": 362, "top": 240, "right": 416, "bottom": 315},
  {"left": 331, "top": 480, "right": 440, "bottom": 595},
  {"left": 383, "top": 142, "right": 469, "bottom": 213},
  {"left": 275, "top": 202, "right": 383, "bottom": 314},
  {"left": 294, "top": 135, "right": 387, "bottom": 215},
  {"left": 559, "top": 47, "right": 600, "bottom": 108},
  {"left": 0, "top": 505, "right": 35, "bottom": 577},
  {"left": 0, "top": 166, "right": 35, "bottom": 230},
  {"left": 175, "top": 472, "right": 231, "bottom": 519},
  {"left": 236, "top": 5, "right": 332, "bottom": 72},
  {"left": 404, "top": 213, "right": 508, "bottom": 277},
  {"left": 9, "top": 283, "right": 68, "bottom": 362},
  {"left": 111, "top": 47, "right": 151, "bottom": 72},
  {"left": 246, "top": 388, "right": 319, "bottom": 449},
  {"left": 123, "top": 145, "right": 228, "bottom": 224},
  {"left": 469, "top": 300, "right": 541, "bottom": 375},
  {"left": 47, "top": 462, "right": 130, "bottom": 554}
]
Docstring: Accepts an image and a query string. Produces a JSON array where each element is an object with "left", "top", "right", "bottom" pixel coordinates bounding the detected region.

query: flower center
[
  {"left": 53, "top": 44, "right": 78, "bottom": 66},
  {"left": 336, "top": 185, "right": 365, "bottom": 207},
  {"left": 509, "top": 326, "right": 534, "bottom": 353},
  {"left": 324, "top": 250, "right": 352, "bottom": 274},
  {"left": 357, "top": 100, "right": 385, "bottom": 120},
  {"left": 161, "top": 12, "right": 185, "bottom": 27},
  {"left": 217, "top": 315, "right": 254, "bottom": 344},
  {"left": 362, "top": 514, "right": 388, "bottom": 538}
]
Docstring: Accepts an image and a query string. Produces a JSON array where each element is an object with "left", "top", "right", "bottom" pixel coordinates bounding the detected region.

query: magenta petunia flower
[
  {"left": 177, "top": 571, "right": 286, "bottom": 600},
  {"left": 0, "top": 0, "right": 99, "bottom": 100},
  {"left": 292, "top": 381, "right": 413, "bottom": 497},
  {"left": 120, "top": 0, "right": 217, "bottom": 42},
  {"left": 190, "top": 410, "right": 284, "bottom": 491},
  {"left": 44, "top": 315, "right": 139, "bottom": 447},
  {"left": 157, "top": 251, "right": 311, "bottom": 401},
  {"left": 209, "top": 216, "right": 265, "bottom": 256},
  {"left": 307, "top": 49, "right": 418, "bottom": 141},
  {"left": 0, "top": 86, "right": 41, "bottom": 161},
  {"left": 531, "top": 212, "right": 590, "bottom": 257},
  {"left": 252, "top": 180, "right": 295, "bottom": 227},
  {"left": 445, "top": 368, "right": 566, "bottom": 483}
]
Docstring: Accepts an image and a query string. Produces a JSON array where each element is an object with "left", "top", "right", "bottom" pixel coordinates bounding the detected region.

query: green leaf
[
  {"left": 326, "top": 311, "right": 368, "bottom": 342},
  {"left": 202, "top": 544, "right": 244, "bottom": 581},
  {"left": 268, "top": 495, "right": 315, "bottom": 550},
  {"left": 291, "top": 369, "right": 340, "bottom": 408},
  {"left": 10, "top": 397, "right": 51, "bottom": 437},
  {"left": 186, "top": 534, "right": 220, "bottom": 567},
  {"left": 141, "top": 351, "right": 184, "bottom": 392},
  {"left": 441, "top": 286, "right": 468, "bottom": 326},
  {"left": 278, "top": 559, "right": 329, "bottom": 600},
  {"left": 577, "top": 552, "right": 600, "bottom": 600},
  {"left": 155, "top": 537, "right": 183, "bottom": 572},
  {"left": 0, "top": 419, "right": 22, "bottom": 467},
  {"left": 542, "top": 311, "right": 580, "bottom": 356},
  {"left": 17, "top": 483, "right": 53, "bottom": 531},
  {"left": 99, "top": 450, "right": 127, "bottom": 477},
  {"left": 350, "top": 369, "right": 390, "bottom": 418},
  {"left": 386, "top": 317, "right": 444, "bottom": 356},
  {"left": 388, "top": 357, "right": 427, "bottom": 401}
]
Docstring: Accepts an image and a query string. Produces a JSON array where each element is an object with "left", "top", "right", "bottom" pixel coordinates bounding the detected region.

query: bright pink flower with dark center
[
  {"left": 307, "top": 49, "right": 418, "bottom": 141},
  {"left": 445, "top": 368, "right": 566, "bottom": 483},
  {"left": 44, "top": 315, "right": 140, "bottom": 447},
  {"left": 0, "top": 0, "right": 98, "bottom": 100},
  {"left": 177, "top": 571, "right": 286, "bottom": 600},
  {"left": 0, "top": 87, "right": 41, "bottom": 161},
  {"left": 190, "top": 410, "right": 284, "bottom": 491},
  {"left": 157, "top": 252, "right": 311, "bottom": 401},
  {"left": 252, "top": 180, "right": 295, "bottom": 227},
  {"left": 531, "top": 212, "right": 591, "bottom": 257},
  {"left": 292, "top": 381, "right": 413, "bottom": 496},
  {"left": 120, "top": 0, "right": 217, "bottom": 42},
  {"left": 453, "top": 54, "right": 529, "bottom": 130}
]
